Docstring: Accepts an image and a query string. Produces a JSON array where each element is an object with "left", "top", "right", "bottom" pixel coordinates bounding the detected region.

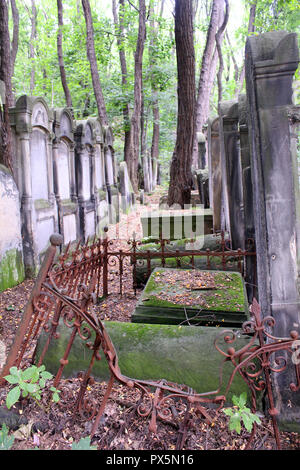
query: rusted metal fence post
[{"left": 0, "top": 233, "right": 63, "bottom": 386}]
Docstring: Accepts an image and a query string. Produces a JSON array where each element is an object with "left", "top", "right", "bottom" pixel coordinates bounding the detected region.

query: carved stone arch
[{"left": 54, "top": 107, "right": 75, "bottom": 144}]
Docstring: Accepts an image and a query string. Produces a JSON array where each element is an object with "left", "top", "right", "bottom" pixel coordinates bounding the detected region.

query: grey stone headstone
[{"left": 245, "top": 30, "right": 300, "bottom": 427}]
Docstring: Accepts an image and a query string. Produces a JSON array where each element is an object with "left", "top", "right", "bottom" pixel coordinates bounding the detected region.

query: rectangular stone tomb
[
  {"left": 132, "top": 268, "right": 249, "bottom": 327},
  {"left": 141, "top": 208, "right": 213, "bottom": 240}
]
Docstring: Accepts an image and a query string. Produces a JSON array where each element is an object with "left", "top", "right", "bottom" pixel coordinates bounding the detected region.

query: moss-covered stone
[
  {"left": 133, "top": 268, "right": 249, "bottom": 327},
  {"left": 0, "top": 248, "right": 25, "bottom": 292},
  {"left": 35, "top": 320, "right": 260, "bottom": 403}
]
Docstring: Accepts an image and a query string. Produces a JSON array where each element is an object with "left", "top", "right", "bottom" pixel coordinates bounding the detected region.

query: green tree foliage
[{"left": 6, "top": 0, "right": 299, "bottom": 182}]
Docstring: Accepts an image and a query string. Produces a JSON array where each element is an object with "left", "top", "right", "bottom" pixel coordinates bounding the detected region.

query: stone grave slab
[
  {"left": 35, "top": 320, "right": 258, "bottom": 401},
  {"left": 132, "top": 268, "right": 249, "bottom": 327}
]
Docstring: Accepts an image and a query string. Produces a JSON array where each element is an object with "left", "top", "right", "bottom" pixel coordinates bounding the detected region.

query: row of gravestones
[
  {"left": 205, "top": 31, "right": 300, "bottom": 426},
  {"left": 0, "top": 95, "right": 135, "bottom": 284},
  {"left": 188, "top": 30, "right": 300, "bottom": 429}
]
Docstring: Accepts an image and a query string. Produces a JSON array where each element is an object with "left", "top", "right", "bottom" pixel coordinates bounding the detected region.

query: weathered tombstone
[
  {"left": 53, "top": 108, "right": 79, "bottom": 246},
  {"left": 74, "top": 120, "right": 96, "bottom": 241},
  {"left": 88, "top": 118, "right": 109, "bottom": 234},
  {"left": 119, "top": 161, "right": 134, "bottom": 213},
  {"left": 245, "top": 31, "right": 300, "bottom": 429},
  {"left": 103, "top": 126, "right": 120, "bottom": 224},
  {"left": 197, "top": 131, "right": 206, "bottom": 169},
  {"left": 0, "top": 165, "right": 24, "bottom": 291},
  {"left": 207, "top": 117, "right": 222, "bottom": 232},
  {"left": 238, "top": 94, "right": 256, "bottom": 301},
  {"left": 9, "top": 96, "right": 58, "bottom": 276},
  {"left": 219, "top": 100, "right": 245, "bottom": 249},
  {"left": 194, "top": 168, "right": 209, "bottom": 209}
]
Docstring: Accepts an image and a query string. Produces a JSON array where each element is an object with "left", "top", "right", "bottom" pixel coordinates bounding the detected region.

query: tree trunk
[
  {"left": 167, "top": 0, "right": 196, "bottom": 208},
  {"left": 81, "top": 0, "right": 108, "bottom": 126},
  {"left": 236, "top": 1, "right": 257, "bottom": 96},
  {"left": 128, "top": 0, "right": 146, "bottom": 193},
  {"left": 149, "top": 1, "right": 160, "bottom": 190},
  {"left": 192, "top": 0, "right": 223, "bottom": 168},
  {"left": 57, "top": 0, "right": 73, "bottom": 108},
  {"left": 10, "top": 0, "right": 19, "bottom": 98},
  {"left": 112, "top": 0, "right": 132, "bottom": 165},
  {"left": 216, "top": 0, "right": 229, "bottom": 107},
  {"left": 0, "top": 0, "right": 13, "bottom": 173},
  {"left": 29, "top": 0, "right": 37, "bottom": 95}
]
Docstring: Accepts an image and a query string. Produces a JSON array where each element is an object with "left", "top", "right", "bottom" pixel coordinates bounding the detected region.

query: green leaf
[
  {"left": 8, "top": 367, "right": 19, "bottom": 376},
  {"left": 71, "top": 437, "right": 97, "bottom": 451},
  {"left": 39, "top": 378, "right": 46, "bottom": 389},
  {"left": 26, "top": 383, "right": 38, "bottom": 394},
  {"left": 0, "top": 424, "right": 15, "bottom": 450},
  {"left": 4, "top": 375, "right": 20, "bottom": 385},
  {"left": 242, "top": 412, "right": 254, "bottom": 432},
  {"left": 40, "top": 371, "right": 53, "bottom": 381},
  {"left": 21, "top": 366, "right": 37, "bottom": 382},
  {"left": 52, "top": 392, "right": 60, "bottom": 403},
  {"left": 6, "top": 386, "right": 21, "bottom": 409},
  {"left": 229, "top": 413, "right": 241, "bottom": 434}
]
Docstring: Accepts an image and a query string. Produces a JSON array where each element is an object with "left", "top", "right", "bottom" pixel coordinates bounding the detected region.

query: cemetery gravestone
[
  {"left": 53, "top": 108, "right": 79, "bottom": 246},
  {"left": 75, "top": 120, "right": 97, "bottom": 242},
  {"left": 245, "top": 30, "right": 300, "bottom": 429},
  {"left": 0, "top": 165, "right": 24, "bottom": 291},
  {"left": 219, "top": 100, "right": 245, "bottom": 250},
  {"left": 88, "top": 118, "right": 109, "bottom": 235},
  {"left": 9, "top": 96, "right": 58, "bottom": 276},
  {"left": 207, "top": 117, "right": 222, "bottom": 232}
]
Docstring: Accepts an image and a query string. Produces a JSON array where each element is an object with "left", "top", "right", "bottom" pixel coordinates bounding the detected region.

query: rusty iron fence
[
  {"left": 96, "top": 227, "right": 256, "bottom": 297},
  {"left": 0, "top": 232, "right": 299, "bottom": 450}
]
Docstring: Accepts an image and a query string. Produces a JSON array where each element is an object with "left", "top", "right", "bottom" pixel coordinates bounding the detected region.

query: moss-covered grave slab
[
  {"left": 141, "top": 208, "right": 213, "bottom": 240},
  {"left": 132, "top": 268, "right": 249, "bottom": 327},
  {"left": 35, "top": 320, "right": 259, "bottom": 402}
]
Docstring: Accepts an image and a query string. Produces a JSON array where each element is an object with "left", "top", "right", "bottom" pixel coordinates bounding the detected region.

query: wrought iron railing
[{"left": 0, "top": 233, "right": 298, "bottom": 450}]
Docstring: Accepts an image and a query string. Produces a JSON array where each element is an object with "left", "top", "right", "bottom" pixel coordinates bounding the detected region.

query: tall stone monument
[
  {"left": 238, "top": 94, "right": 256, "bottom": 301},
  {"left": 207, "top": 117, "right": 222, "bottom": 232},
  {"left": 219, "top": 100, "right": 245, "bottom": 249},
  {"left": 53, "top": 108, "right": 79, "bottom": 246},
  {"left": 9, "top": 96, "right": 58, "bottom": 276},
  {"left": 74, "top": 120, "right": 97, "bottom": 241},
  {"left": 245, "top": 31, "right": 300, "bottom": 429}
]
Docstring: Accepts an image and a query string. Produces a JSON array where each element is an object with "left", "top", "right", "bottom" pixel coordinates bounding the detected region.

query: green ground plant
[
  {"left": 4, "top": 365, "right": 60, "bottom": 410},
  {"left": 0, "top": 424, "right": 15, "bottom": 450},
  {"left": 223, "top": 392, "right": 261, "bottom": 434}
]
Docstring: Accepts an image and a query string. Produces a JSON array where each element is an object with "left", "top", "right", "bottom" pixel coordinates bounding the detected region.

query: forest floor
[{"left": 0, "top": 188, "right": 299, "bottom": 452}]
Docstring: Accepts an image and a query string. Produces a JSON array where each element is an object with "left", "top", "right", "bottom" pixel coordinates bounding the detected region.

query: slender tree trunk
[
  {"left": 10, "top": 0, "right": 19, "bottom": 97},
  {"left": 0, "top": 0, "right": 13, "bottom": 173},
  {"left": 128, "top": 0, "right": 146, "bottom": 192},
  {"left": 29, "top": 0, "right": 37, "bottom": 95},
  {"left": 57, "top": 0, "right": 73, "bottom": 108},
  {"left": 192, "top": 0, "right": 223, "bottom": 167},
  {"left": 236, "top": 1, "right": 257, "bottom": 96},
  {"left": 216, "top": 0, "right": 229, "bottom": 107},
  {"left": 112, "top": 0, "right": 131, "bottom": 164},
  {"left": 149, "top": 1, "right": 160, "bottom": 190},
  {"left": 167, "top": 0, "right": 196, "bottom": 208},
  {"left": 81, "top": 0, "right": 108, "bottom": 126}
]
